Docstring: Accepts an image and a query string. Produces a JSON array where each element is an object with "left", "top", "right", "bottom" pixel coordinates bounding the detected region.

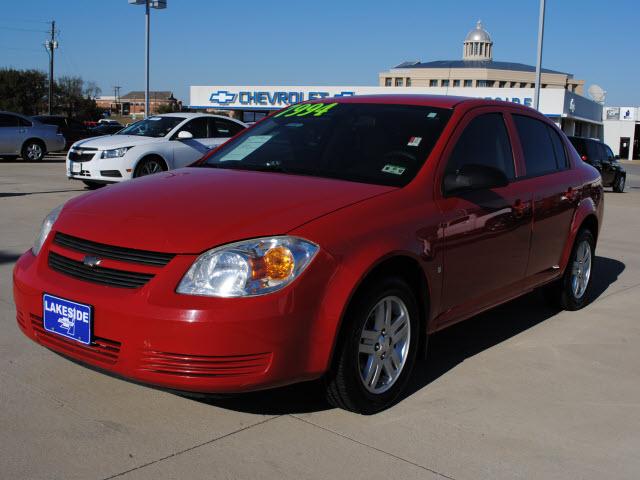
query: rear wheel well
[
  {"left": 21, "top": 138, "right": 46, "bottom": 152},
  {"left": 580, "top": 214, "right": 599, "bottom": 244},
  {"left": 341, "top": 256, "right": 430, "bottom": 359}
]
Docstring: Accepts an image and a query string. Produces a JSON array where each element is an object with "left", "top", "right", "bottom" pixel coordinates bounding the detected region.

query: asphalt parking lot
[{"left": 1, "top": 158, "right": 640, "bottom": 480}]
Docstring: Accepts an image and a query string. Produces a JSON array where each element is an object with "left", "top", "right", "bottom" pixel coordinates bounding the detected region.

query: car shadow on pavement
[
  {"left": 0, "top": 189, "right": 84, "bottom": 198},
  {"left": 0, "top": 250, "right": 22, "bottom": 265},
  {"left": 401, "top": 255, "right": 625, "bottom": 403}
]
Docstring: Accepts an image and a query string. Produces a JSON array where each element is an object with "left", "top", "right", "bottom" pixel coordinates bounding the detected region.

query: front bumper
[
  {"left": 66, "top": 151, "right": 133, "bottom": 183},
  {"left": 13, "top": 243, "right": 337, "bottom": 393}
]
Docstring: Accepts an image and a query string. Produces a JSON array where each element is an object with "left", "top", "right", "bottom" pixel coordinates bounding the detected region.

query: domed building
[
  {"left": 463, "top": 21, "right": 493, "bottom": 61},
  {"left": 379, "top": 20, "right": 584, "bottom": 94}
]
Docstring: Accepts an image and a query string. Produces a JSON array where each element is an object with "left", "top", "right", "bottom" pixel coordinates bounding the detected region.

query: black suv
[
  {"left": 32, "top": 115, "right": 93, "bottom": 150},
  {"left": 568, "top": 136, "right": 626, "bottom": 192}
]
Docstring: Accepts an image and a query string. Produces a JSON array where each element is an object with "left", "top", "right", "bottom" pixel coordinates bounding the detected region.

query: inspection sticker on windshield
[
  {"left": 219, "top": 135, "right": 272, "bottom": 162},
  {"left": 382, "top": 164, "right": 406, "bottom": 175},
  {"left": 407, "top": 136, "right": 422, "bottom": 147}
]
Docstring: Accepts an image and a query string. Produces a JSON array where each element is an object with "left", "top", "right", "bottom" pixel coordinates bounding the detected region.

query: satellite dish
[{"left": 588, "top": 84, "right": 606, "bottom": 104}]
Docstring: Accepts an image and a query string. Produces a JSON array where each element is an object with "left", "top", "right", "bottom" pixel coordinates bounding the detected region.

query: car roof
[{"left": 314, "top": 94, "right": 542, "bottom": 114}]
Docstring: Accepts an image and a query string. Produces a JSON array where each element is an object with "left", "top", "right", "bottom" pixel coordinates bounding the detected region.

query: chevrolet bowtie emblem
[{"left": 82, "top": 255, "right": 102, "bottom": 268}]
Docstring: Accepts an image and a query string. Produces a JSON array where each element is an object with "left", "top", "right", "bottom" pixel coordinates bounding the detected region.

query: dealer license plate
[{"left": 43, "top": 294, "right": 92, "bottom": 345}]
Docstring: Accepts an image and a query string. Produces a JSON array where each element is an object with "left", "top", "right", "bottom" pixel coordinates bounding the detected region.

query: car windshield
[
  {"left": 117, "top": 116, "right": 184, "bottom": 137},
  {"left": 201, "top": 103, "right": 451, "bottom": 187}
]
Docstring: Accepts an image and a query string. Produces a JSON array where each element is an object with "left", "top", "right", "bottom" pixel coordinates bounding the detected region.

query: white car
[{"left": 66, "top": 113, "right": 246, "bottom": 188}]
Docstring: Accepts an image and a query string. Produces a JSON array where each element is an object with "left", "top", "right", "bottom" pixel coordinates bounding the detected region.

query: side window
[
  {"left": 18, "top": 117, "right": 32, "bottom": 127},
  {"left": 179, "top": 118, "right": 208, "bottom": 139},
  {"left": 585, "top": 140, "right": 601, "bottom": 162},
  {"left": 513, "top": 114, "right": 558, "bottom": 176},
  {"left": 547, "top": 126, "right": 568, "bottom": 169},
  {"left": 213, "top": 119, "right": 244, "bottom": 138},
  {"left": 446, "top": 113, "right": 515, "bottom": 180},
  {"left": 596, "top": 143, "right": 608, "bottom": 162},
  {"left": 0, "top": 114, "right": 20, "bottom": 127},
  {"left": 604, "top": 144, "right": 615, "bottom": 161}
]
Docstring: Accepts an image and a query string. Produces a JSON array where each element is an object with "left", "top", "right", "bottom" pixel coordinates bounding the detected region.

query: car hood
[
  {"left": 55, "top": 168, "right": 395, "bottom": 254},
  {"left": 72, "top": 135, "right": 164, "bottom": 149}
]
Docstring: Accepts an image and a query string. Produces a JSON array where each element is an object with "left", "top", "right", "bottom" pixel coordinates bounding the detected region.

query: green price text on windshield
[{"left": 274, "top": 102, "right": 339, "bottom": 118}]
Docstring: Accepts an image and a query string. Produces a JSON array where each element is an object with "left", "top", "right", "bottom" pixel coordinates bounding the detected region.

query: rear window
[{"left": 513, "top": 115, "right": 563, "bottom": 176}]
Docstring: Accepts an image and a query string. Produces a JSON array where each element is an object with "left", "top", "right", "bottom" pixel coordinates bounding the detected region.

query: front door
[
  {"left": 171, "top": 117, "right": 216, "bottom": 168},
  {"left": 435, "top": 111, "right": 532, "bottom": 323}
]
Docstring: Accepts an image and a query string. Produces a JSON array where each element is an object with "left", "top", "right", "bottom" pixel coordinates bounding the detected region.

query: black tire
[
  {"left": 613, "top": 175, "right": 625, "bottom": 193},
  {"left": 21, "top": 140, "right": 46, "bottom": 161},
  {"left": 324, "top": 276, "right": 420, "bottom": 414},
  {"left": 545, "top": 229, "right": 595, "bottom": 311},
  {"left": 134, "top": 156, "right": 167, "bottom": 178},
  {"left": 82, "top": 180, "right": 105, "bottom": 190}
]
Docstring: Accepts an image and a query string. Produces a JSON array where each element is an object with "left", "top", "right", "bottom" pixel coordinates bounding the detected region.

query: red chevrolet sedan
[{"left": 14, "top": 96, "right": 603, "bottom": 414}]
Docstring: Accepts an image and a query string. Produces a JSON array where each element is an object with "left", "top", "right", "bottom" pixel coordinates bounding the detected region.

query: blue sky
[{"left": 1, "top": 0, "right": 638, "bottom": 105}]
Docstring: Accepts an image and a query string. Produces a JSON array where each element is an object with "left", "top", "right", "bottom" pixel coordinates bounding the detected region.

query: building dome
[{"left": 463, "top": 20, "right": 493, "bottom": 61}]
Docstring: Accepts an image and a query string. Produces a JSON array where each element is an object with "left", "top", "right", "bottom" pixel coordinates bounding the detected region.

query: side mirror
[
  {"left": 614, "top": 154, "right": 620, "bottom": 160},
  {"left": 177, "top": 130, "right": 193, "bottom": 140},
  {"left": 443, "top": 164, "right": 509, "bottom": 196}
]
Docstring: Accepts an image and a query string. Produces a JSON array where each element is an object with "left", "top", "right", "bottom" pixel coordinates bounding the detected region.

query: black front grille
[
  {"left": 54, "top": 232, "right": 175, "bottom": 266},
  {"left": 49, "top": 251, "right": 155, "bottom": 288},
  {"left": 68, "top": 148, "right": 97, "bottom": 162}
]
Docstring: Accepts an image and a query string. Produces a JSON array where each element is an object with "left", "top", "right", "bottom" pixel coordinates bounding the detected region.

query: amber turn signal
[{"left": 263, "top": 246, "right": 295, "bottom": 280}]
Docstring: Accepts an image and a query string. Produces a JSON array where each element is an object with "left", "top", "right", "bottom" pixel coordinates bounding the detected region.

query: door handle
[
  {"left": 561, "top": 187, "right": 575, "bottom": 201},
  {"left": 513, "top": 199, "right": 527, "bottom": 217}
]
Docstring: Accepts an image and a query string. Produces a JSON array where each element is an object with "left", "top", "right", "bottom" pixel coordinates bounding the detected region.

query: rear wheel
[
  {"left": 545, "top": 229, "right": 595, "bottom": 311},
  {"left": 134, "top": 157, "right": 166, "bottom": 178},
  {"left": 613, "top": 175, "right": 625, "bottom": 193},
  {"left": 324, "top": 276, "right": 419, "bottom": 414},
  {"left": 21, "top": 140, "right": 45, "bottom": 161}
]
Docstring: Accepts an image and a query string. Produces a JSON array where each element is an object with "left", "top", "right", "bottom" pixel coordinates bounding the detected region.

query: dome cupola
[{"left": 463, "top": 20, "right": 493, "bottom": 61}]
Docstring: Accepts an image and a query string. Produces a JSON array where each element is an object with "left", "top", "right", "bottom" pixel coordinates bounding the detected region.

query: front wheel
[
  {"left": 545, "top": 229, "right": 595, "bottom": 311},
  {"left": 613, "top": 175, "right": 625, "bottom": 193},
  {"left": 134, "top": 157, "right": 166, "bottom": 178},
  {"left": 324, "top": 276, "right": 420, "bottom": 414}
]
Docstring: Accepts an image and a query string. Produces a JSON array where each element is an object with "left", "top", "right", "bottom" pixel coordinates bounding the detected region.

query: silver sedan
[{"left": 0, "top": 111, "right": 66, "bottom": 161}]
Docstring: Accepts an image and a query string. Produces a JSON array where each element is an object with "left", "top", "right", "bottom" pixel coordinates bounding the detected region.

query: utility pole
[
  {"left": 533, "top": 0, "right": 546, "bottom": 111},
  {"left": 44, "top": 21, "right": 58, "bottom": 115}
]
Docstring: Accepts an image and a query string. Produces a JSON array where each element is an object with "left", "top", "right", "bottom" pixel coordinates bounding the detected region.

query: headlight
[
  {"left": 177, "top": 236, "right": 319, "bottom": 297},
  {"left": 32, "top": 204, "right": 64, "bottom": 256},
  {"left": 101, "top": 147, "right": 131, "bottom": 159}
]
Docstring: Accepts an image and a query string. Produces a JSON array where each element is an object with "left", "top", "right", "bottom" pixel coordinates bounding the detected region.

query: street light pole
[
  {"left": 533, "top": 0, "right": 546, "bottom": 111},
  {"left": 128, "top": 0, "right": 167, "bottom": 118},
  {"left": 145, "top": 0, "right": 150, "bottom": 118}
]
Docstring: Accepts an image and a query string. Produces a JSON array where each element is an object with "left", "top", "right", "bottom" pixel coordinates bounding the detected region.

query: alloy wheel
[
  {"left": 358, "top": 296, "right": 411, "bottom": 394},
  {"left": 26, "top": 143, "right": 43, "bottom": 161},
  {"left": 571, "top": 240, "right": 592, "bottom": 299}
]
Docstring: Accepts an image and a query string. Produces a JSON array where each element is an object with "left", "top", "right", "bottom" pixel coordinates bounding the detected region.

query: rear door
[
  {"left": 511, "top": 114, "right": 578, "bottom": 277},
  {"left": 599, "top": 143, "right": 617, "bottom": 185},
  {"left": 435, "top": 109, "right": 533, "bottom": 322}
]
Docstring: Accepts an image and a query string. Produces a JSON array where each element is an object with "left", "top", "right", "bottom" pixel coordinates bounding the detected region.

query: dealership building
[
  {"left": 190, "top": 21, "right": 603, "bottom": 138},
  {"left": 603, "top": 106, "right": 639, "bottom": 160}
]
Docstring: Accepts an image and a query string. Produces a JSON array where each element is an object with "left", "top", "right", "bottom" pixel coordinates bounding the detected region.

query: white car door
[
  {"left": 208, "top": 117, "right": 245, "bottom": 149},
  {"left": 171, "top": 117, "right": 214, "bottom": 168}
]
